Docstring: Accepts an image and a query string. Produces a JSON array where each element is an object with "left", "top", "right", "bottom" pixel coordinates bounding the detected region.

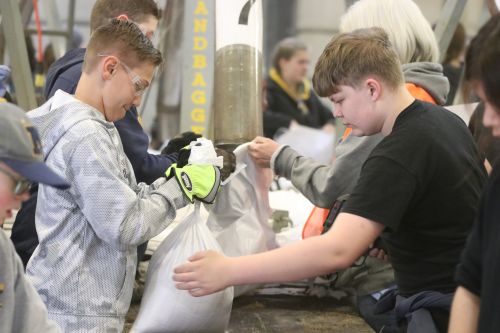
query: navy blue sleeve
[
  {"left": 115, "top": 107, "right": 178, "bottom": 185},
  {"left": 44, "top": 48, "right": 86, "bottom": 99},
  {"left": 46, "top": 74, "right": 79, "bottom": 99}
]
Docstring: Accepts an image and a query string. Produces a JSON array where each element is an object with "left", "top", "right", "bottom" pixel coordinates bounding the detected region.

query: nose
[
  {"left": 333, "top": 106, "right": 342, "bottom": 118},
  {"left": 132, "top": 94, "right": 143, "bottom": 107},
  {"left": 482, "top": 103, "right": 499, "bottom": 128}
]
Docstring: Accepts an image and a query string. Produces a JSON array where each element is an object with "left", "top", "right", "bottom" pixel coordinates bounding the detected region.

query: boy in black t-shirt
[{"left": 173, "top": 28, "right": 486, "bottom": 331}]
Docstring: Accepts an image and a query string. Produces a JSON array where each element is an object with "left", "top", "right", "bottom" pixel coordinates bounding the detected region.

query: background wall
[
  {"left": 291, "top": 0, "right": 489, "bottom": 78},
  {"left": 25, "top": 0, "right": 491, "bottom": 137}
]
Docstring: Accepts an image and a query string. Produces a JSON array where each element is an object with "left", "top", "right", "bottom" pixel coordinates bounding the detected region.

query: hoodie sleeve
[
  {"left": 68, "top": 128, "right": 189, "bottom": 248},
  {"left": 114, "top": 108, "right": 177, "bottom": 185},
  {"left": 273, "top": 134, "right": 383, "bottom": 208}
]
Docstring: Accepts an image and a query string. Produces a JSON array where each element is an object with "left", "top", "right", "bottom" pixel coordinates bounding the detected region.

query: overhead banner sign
[{"left": 180, "top": 0, "right": 215, "bottom": 136}]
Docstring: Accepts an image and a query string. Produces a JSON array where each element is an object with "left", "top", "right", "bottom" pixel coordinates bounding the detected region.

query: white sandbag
[
  {"left": 207, "top": 143, "right": 277, "bottom": 296},
  {"left": 445, "top": 102, "right": 478, "bottom": 125},
  {"left": 132, "top": 203, "right": 234, "bottom": 333},
  {"left": 275, "top": 124, "right": 335, "bottom": 164}
]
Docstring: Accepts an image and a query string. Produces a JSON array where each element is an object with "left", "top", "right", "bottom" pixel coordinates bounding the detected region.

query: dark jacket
[
  {"left": 12, "top": 48, "right": 177, "bottom": 267},
  {"left": 263, "top": 69, "right": 334, "bottom": 138}
]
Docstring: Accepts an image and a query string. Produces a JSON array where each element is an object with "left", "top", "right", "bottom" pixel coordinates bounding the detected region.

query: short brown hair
[
  {"left": 312, "top": 27, "right": 404, "bottom": 97},
  {"left": 83, "top": 19, "right": 163, "bottom": 72},
  {"left": 90, "top": 0, "right": 161, "bottom": 32},
  {"left": 465, "top": 14, "right": 500, "bottom": 111},
  {"left": 271, "top": 38, "right": 307, "bottom": 75}
]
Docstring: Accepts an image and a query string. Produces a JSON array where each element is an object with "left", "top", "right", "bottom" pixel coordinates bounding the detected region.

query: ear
[
  {"left": 116, "top": 14, "right": 129, "bottom": 21},
  {"left": 101, "top": 57, "right": 118, "bottom": 81},
  {"left": 365, "top": 78, "right": 382, "bottom": 101}
]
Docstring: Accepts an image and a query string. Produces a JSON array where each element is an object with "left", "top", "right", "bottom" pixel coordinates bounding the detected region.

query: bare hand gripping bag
[{"left": 132, "top": 202, "right": 233, "bottom": 333}]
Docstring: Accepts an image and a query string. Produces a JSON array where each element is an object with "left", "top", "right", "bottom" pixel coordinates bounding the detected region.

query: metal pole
[
  {"left": 0, "top": 0, "right": 37, "bottom": 110},
  {"left": 66, "top": 0, "right": 76, "bottom": 52},
  {"left": 434, "top": 0, "right": 467, "bottom": 62},
  {"left": 263, "top": 0, "right": 296, "bottom": 71}
]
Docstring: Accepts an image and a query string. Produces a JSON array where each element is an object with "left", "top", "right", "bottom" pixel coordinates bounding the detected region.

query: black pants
[{"left": 357, "top": 294, "right": 449, "bottom": 333}]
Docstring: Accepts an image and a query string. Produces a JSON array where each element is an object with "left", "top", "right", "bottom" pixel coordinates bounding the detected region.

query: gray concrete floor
[
  {"left": 124, "top": 285, "right": 373, "bottom": 332},
  {"left": 226, "top": 294, "right": 373, "bottom": 333}
]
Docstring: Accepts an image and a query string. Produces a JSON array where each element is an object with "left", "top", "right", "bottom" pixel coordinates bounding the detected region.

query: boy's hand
[
  {"left": 165, "top": 163, "right": 221, "bottom": 203},
  {"left": 173, "top": 250, "right": 232, "bottom": 296},
  {"left": 368, "top": 248, "right": 389, "bottom": 262},
  {"left": 248, "top": 136, "right": 280, "bottom": 168}
]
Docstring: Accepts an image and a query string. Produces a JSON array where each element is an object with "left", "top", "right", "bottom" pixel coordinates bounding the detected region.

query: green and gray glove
[{"left": 166, "top": 163, "right": 221, "bottom": 204}]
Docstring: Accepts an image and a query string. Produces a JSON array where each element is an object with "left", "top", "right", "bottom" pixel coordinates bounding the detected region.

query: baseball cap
[{"left": 0, "top": 102, "right": 70, "bottom": 189}]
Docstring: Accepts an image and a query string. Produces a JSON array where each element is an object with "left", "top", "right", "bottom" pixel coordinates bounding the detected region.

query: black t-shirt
[
  {"left": 456, "top": 160, "right": 500, "bottom": 332},
  {"left": 343, "top": 100, "right": 486, "bottom": 296}
]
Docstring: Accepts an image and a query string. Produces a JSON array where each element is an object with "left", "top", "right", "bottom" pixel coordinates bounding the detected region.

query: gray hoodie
[
  {"left": 26, "top": 90, "right": 188, "bottom": 332},
  {"left": 273, "top": 62, "right": 450, "bottom": 208},
  {"left": 0, "top": 230, "right": 61, "bottom": 333}
]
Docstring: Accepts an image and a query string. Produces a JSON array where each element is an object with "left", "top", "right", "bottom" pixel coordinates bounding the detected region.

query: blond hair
[
  {"left": 83, "top": 19, "right": 162, "bottom": 72},
  {"left": 90, "top": 0, "right": 161, "bottom": 32},
  {"left": 312, "top": 27, "right": 403, "bottom": 97},
  {"left": 339, "top": 0, "right": 439, "bottom": 64}
]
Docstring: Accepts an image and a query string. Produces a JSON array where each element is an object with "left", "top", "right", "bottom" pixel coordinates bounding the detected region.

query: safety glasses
[
  {"left": 0, "top": 166, "right": 32, "bottom": 195},
  {"left": 97, "top": 54, "right": 150, "bottom": 96}
]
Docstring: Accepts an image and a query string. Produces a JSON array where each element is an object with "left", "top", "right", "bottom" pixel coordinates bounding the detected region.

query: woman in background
[{"left": 263, "top": 37, "right": 335, "bottom": 138}]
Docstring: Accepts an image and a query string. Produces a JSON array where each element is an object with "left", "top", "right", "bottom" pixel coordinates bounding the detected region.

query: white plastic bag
[
  {"left": 275, "top": 124, "right": 335, "bottom": 164},
  {"left": 188, "top": 138, "right": 224, "bottom": 167},
  {"left": 132, "top": 203, "right": 234, "bottom": 333},
  {"left": 207, "top": 143, "right": 277, "bottom": 296}
]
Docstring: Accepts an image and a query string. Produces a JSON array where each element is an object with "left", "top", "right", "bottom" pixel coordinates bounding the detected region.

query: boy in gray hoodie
[{"left": 26, "top": 19, "right": 220, "bottom": 331}]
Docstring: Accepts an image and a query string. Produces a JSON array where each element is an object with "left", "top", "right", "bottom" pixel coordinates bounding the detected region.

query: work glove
[
  {"left": 176, "top": 145, "right": 236, "bottom": 182},
  {"left": 166, "top": 163, "right": 221, "bottom": 204},
  {"left": 161, "top": 131, "right": 202, "bottom": 155}
]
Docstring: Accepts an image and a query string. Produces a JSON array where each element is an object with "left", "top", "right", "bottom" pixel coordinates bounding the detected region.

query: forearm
[
  {"left": 227, "top": 213, "right": 381, "bottom": 286},
  {"left": 79, "top": 176, "right": 188, "bottom": 247},
  {"left": 116, "top": 178, "right": 188, "bottom": 246},
  {"left": 448, "top": 286, "right": 479, "bottom": 333},
  {"left": 228, "top": 234, "right": 348, "bottom": 286}
]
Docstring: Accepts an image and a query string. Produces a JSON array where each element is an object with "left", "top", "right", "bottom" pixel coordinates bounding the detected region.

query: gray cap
[{"left": 0, "top": 102, "right": 69, "bottom": 189}]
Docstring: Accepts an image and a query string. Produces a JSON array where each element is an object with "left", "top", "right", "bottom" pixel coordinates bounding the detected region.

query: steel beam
[
  {"left": 434, "top": 0, "right": 468, "bottom": 62},
  {"left": 0, "top": 0, "right": 37, "bottom": 110}
]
